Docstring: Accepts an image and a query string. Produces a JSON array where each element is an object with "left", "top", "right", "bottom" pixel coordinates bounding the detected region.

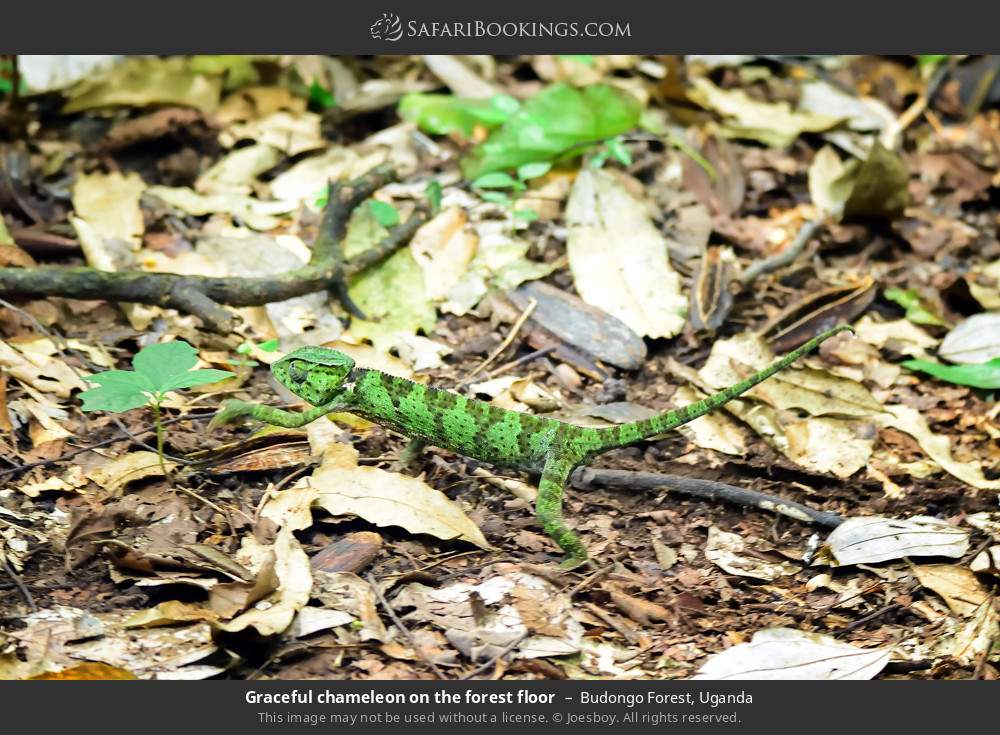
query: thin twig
[
  {"left": 366, "top": 573, "right": 447, "bottom": 680},
  {"left": 2, "top": 555, "right": 37, "bottom": 612},
  {"left": 833, "top": 603, "right": 903, "bottom": 637},
  {"left": 461, "top": 633, "right": 527, "bottom": 680},
  {"left": 572, "top": 467, "right": 844, "bottom": 528},
  {"left": 486, "top": 345, "right": 556, "bottom": 379},
  {"left": 461, "top": 297, "right": 537, "bottom": 383},
  {"left": 738, "top": 218, "right": 823, "bottom": 285},
  {"left": 0, "top": 414, "right": 208, "bottom": 480}
]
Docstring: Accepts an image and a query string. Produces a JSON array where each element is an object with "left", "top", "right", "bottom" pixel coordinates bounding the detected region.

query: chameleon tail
[{"left": 599, "top": 324, "right": 853, "bottom": 449}]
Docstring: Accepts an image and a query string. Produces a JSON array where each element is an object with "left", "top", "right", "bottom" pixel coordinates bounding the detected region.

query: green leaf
[
  {"left": 902, "top": 358, "right": 1000, "bottom": 390},
  {"left": 478, "top": 191, "right": 511, "bottom": 206},
  {"left": 513, "top": 208, "right": 539, "bottom": 222},
  {"left": 236, "top": 342, "right": 253, "bottom": 354},
  {"left": 425, "top": 180, "right": 442, "bottom": 214},
  {"left": 606, "top": 136, "right": 633, "bottom": 166},
  {"left": 79, "top": 371, "right": 154, "bottom": 413},
  {"left": 398, "top": 93, "right": 519, "bottom": 137},
  {"left": 557, "top": 55, "right": 596, "bottom": 66},
  {"left": 516, "top": 161, "right": 552, "bottom": 181},
  {"left": 314, "top": 185, "right": 329, "bottom": 209},
  {"left": 461, "top": 83, "right": 643, "bottom": 179},
  {"left": 162, "top": 368, "right": 234, "bottom": 391},
  {"left": 916, "top": 54, "right": 948, "bottom": 70},
  {"left": 472, "top": 172, "right": 520, "bottom": 190},
  {"left": 132, "top": 341, "right": 199, "bottom": 393},
  {"left": 257, "top": 338, "right": 280, "bottom": 352},
  {"left": 589, "top": 150, "right": 610, "bottom": 169},
  {"left": 884, "top": 288, "right": 945, "bottom": 326},
  {"left": 308, "top": 81, "right": 336, "bottom": 110},
  {"left": 367, "top": 200, "right": 400, "bottom": 228}
]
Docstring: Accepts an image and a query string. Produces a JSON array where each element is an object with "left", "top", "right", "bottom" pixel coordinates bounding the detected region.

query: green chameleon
[{"left": 211, "top": 324, "right": 852, "bottom": 566}]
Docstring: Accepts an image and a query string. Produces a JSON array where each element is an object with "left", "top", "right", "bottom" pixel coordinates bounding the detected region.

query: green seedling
[
  {"left": 228, "top": 338, "right": 281, "bottom": 368},
  {"left": 80, "top": 341, "right": 232, "bottom": 475},
  {"left": 472, "top": 161, "right": 552, "bottom": 226},
  {"left": 588, "top": 135, "right": 633, "bottom": 169},
  {"left": 308, "top": 81, "right": 336, "bottom": 110},
  {"left": 313, "top": 185, "right": 400, "bottom": 228}
]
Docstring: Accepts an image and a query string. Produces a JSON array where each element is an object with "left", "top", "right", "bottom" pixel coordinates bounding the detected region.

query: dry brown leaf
[
  {"left": 310, "top": 444, "right": 490, "bottom": 549},
  {"left": 705, "top": 527, "right": 800, "bottom": 580},
  {"left": 410, "top": 207, "right": 479, "bottom": 302},
  {"left": 913, "top": 564, "right": 990, "bottom": 617},
  {"left": 86, "top": 452, "right": 176, "bottom": 495},
  {"left": 216, "top": 526, "right": 312, "bottom": 636},
  {"left": 566, "top": 168, "right": 687, "bottom": 339}
]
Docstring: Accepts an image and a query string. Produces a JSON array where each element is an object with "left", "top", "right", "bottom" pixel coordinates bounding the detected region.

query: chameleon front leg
[
  {"left": 536, "top": 456, "right": 591, "bottom": 568},
  {"left": 209, "top": 399, "right": 340, "bottom": 430}
]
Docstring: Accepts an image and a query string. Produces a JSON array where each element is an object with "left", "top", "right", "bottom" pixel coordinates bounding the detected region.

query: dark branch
[{"left": 0, "top": 165, "right": 426, "bottom": 332}]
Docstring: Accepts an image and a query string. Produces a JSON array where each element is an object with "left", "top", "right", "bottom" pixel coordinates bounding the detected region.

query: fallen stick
[
  {"left": 571, "top": 466, "right": 844, "bottom": 528},
  {"left": 0, "top": 164, "right": 427, "bottom": 332}
]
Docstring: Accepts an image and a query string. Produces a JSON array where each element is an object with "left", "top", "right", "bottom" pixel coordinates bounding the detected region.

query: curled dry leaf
[
  {"left": 216, "top": 526, "right": 312, "bottom": 636},
  {"left": 310, "top": 444, "right": 490, "bottom": 550},
  {"left": 912, "top": 564, "right": 990, "bottom": 617},
  {"left": 966, "top": 260, "right": 1000, "bottom": 310},
  {"left": 876, "top": 405, "right": 1000, "bottom": 491},
  {"left": 853, "top": 315, "right": 938, "bottom": 358},
  {"left": 86, "top": 451, "right": 177, "bottom": 495},
  {"left": 565, "top": 168, "right": 687, "bottom": 339},
  {"left": 4, "top": 605, "right": 225, "bottom": 680},
  {"left": 696, "top": 331, "right": 877, "bottom": 477},
  {"left": 932, "top": 601, "right": 1000, "bottom": 667},
  {"left": 409, "top": 207, "right": 478, "bottom": 302},
  {"left": 312, "top": 571, "right": 387, "bottom": 643},
  {"left": 194, "top": 143, "right": 282, "bottom": 196},
  {"left": 392, "top": 570, "right": 584, "bottom": 661},
  {"left": 441, "top": 220, "right": 554, "bottom": 316},
  {"left": 694, "top": 628, "right": 891, "bottom": 680},
  {"left": 816, "top": 516, "right": 970, "bottom": 567},
  {"left": 0, "top": 339, "right": 87, "bottom": 396},
  {"left": 969, "top": 546, "right": 1000, "bottom": 577},
  {"left": 704, "top": 527, "right": 800, "bottom": 580},
  {"left": 687, "top": 77, "right": 842, "bottom": 148}
]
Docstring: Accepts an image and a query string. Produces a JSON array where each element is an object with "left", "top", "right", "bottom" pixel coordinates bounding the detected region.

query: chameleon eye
[{"left": 288, "top": 364, "right": 308, "bottom": 383}]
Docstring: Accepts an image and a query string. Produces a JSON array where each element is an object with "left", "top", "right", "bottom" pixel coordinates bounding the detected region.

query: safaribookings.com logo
[
  {"left": 370, "top": 13, "right": 404, "bottom": 41},
  {"left": 369, "top": 14, "right": 631, "bottom": 41}
]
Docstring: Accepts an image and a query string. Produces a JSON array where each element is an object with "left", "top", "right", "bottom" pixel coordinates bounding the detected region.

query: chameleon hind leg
[{"left": 536, "top": 456, "right": 590, "bottom": 568}]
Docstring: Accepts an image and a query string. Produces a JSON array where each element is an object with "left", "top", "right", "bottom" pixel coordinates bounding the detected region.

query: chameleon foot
[
  {"left": 558, "top": 556, "right": 593, "bottom": 571},
  {"left": 208, "top": 399, "right": 255, "bottom": 430}
]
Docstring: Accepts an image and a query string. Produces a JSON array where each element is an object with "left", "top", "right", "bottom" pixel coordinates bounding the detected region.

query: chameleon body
[{"left": 212, "top": 325, "right": 852, "bottom": 564}]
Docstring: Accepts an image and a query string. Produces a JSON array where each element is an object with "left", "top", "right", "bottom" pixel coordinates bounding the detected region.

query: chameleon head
[{"left": 272, "top": 347, "right": 355, "bottom": 405}]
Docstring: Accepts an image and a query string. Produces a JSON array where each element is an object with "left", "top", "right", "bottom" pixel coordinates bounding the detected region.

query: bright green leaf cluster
[
  {"left": 471, "top": 161, "right": 553, "bottom": 219},
  {"left": 398, "top": 93, "right": 520, "bottom": 137},
  {"left": 80, "top": 341, "right": 233, "bottom": 413},
  {"left": 903, "top": 358, "right": 1000, "bottom": 390},
  {"left": 460, "top": 83, "right": 642, "bottom": 179}
]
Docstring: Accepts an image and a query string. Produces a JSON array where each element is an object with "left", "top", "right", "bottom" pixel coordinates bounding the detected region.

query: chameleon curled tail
[{"left": 211, "top": 325, "right": 854, "bottom": 567}]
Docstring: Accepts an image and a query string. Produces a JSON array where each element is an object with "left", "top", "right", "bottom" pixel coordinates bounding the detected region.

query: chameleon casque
[{"left": 212, "top": 324, "right": 852, "bottom": 565}]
